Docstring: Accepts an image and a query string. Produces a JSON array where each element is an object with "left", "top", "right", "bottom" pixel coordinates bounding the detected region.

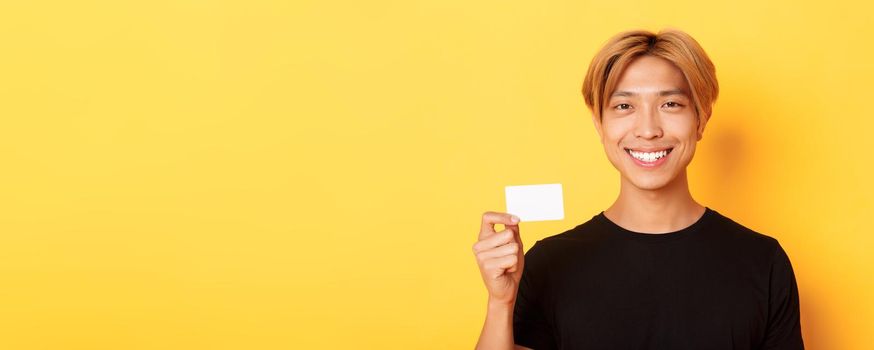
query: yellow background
[{"left": 1, "top": 0, "right": 871, "bottom": 348}]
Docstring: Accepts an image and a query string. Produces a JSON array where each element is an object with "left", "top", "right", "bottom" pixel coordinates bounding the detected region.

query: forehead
[{"left": 612, "top": 55, "right": 690, "bottom": 96}]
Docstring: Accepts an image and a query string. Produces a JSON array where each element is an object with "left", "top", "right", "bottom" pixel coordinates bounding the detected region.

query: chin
[{"left": 623, "top": 173, "right": 676, "bottom": 191}]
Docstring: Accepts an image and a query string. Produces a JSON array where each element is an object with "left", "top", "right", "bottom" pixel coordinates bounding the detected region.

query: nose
[{"left": 634, "top": 105, "right": 663, "bottom": 139}]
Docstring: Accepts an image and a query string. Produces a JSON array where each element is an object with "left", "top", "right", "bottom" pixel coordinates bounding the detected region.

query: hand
[{"left": 472, "top": 211, "right": 524, "bottom": 305}]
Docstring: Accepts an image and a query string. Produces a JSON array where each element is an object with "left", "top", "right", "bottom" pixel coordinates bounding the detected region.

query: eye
[
  {"left": 663, "top": 101, "right": 683, "bottom": 108},
  {"left": 614, "top": 103, "right": 632, "bottom": 110}
]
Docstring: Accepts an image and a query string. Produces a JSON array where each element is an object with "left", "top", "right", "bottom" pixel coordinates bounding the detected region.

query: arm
[
  {"left": 472, "top": 212, "right": 533, "bottom": 350},
  {"left": 761, "top": 242, "right": 805, "bottom": 349},
  {"left": 475, "top": 299, "right": 533, "bottom": 350}
]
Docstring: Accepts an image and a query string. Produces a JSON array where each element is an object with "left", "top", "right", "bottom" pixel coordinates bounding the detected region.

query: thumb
[
  {"left": 507, "top": 223, "right": 522, "bottom": 245},
  {"left": 505, "top": 223, "right": 523, "bottom": 273}
]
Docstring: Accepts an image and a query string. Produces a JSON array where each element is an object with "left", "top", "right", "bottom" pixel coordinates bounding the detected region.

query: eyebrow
[{"left": 611, "top": 89, "right": 688, "bottom": 97}]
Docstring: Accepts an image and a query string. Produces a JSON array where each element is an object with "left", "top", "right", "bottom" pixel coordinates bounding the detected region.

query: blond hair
[{"left": 582, "top": 29, "right": 719, "bottom": 123}]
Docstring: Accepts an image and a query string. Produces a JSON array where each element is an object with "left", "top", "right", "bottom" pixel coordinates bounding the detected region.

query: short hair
[{"left": 582, "top": 29, "right": 719, "bottom": 123}]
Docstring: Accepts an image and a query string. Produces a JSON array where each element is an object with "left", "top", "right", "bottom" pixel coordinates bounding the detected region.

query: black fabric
[{"left": 513, "top": 207, "right": 803, "bottom": 350}]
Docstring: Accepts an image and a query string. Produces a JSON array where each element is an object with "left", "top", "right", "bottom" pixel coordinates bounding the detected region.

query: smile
[{"left": 624, "top": 147, "right": 673, "bottom": 167}]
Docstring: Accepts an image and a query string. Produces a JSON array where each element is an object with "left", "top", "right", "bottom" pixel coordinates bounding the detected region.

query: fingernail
[{"left": 510, "top": 215, "right": 520, "bottom": 223}]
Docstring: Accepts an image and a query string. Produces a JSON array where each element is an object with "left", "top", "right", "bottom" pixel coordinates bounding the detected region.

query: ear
[{"left": 696, "top": 112, "right": 710, "bottom": 141}]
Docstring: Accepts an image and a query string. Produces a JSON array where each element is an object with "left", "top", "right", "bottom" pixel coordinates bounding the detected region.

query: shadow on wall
[{"left": 694, "top": 80, "right": 829, "bottom": 349}]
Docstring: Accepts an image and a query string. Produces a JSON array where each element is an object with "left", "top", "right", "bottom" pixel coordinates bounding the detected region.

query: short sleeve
[
  {"left": 513, "top": 241, "right": 557, "bottom": 349},
  {"left": 761, "top": 241, "right": 805, "bottom": 349}
]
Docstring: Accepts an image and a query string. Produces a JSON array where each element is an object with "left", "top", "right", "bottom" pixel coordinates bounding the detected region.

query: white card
[{"left": 504, "top": 183, "right": 565, "bottom": 222}]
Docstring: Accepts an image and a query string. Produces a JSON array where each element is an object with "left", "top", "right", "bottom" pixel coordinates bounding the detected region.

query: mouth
[{"left": 624, "top": 147, "right": 674, "bottom": 167}]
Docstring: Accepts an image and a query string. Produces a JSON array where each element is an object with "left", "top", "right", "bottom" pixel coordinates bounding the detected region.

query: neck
[{"left": 604, "top": 169, "right": 706, "bottom": 234}]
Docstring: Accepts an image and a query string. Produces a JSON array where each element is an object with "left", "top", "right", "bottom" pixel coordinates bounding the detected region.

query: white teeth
[{"left": 628, "top": 149, "right": 669, "bottom": 162}]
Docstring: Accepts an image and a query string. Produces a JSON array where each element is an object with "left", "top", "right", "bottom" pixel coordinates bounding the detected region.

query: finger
[
  {"left": 480, "top": 211, "right": 520, "bottom": 239},
  {"left": 484, "top": 254, "right": 519, "bottom": 277},
  {"left": 473, "top": 229, "right": 515, "bottom": 253},
  {"left": 475, "top": 242, "right": 519, "bottom": 262},
  {"left": 506, "top": 223, "right": 520, "bottom": 241}
]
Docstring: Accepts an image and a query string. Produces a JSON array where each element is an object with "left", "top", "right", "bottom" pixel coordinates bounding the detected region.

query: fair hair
[{"left": 582, "top": 29, "right": 719, "bottom": 124}]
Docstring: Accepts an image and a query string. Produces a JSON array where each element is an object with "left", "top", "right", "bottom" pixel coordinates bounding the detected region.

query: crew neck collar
[{"left": 595, "top": 207, "right": 715, "bottom": 243}]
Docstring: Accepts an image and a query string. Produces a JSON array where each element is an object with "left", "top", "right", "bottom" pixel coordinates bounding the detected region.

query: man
[{"left": 472, "top": 29, "right": 804, "bottom": 349}]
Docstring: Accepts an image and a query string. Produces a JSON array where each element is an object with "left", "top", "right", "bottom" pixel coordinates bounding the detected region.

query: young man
[{"left": 472, "top": 29, "right": 804, "bottom": 349}]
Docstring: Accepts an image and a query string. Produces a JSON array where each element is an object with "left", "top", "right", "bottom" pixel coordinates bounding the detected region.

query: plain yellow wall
[{"left": 1, "top": 0, "right": 872, "bottom": 348}]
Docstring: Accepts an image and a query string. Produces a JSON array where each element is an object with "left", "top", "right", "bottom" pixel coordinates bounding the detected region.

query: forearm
[{"left": 475, "top": 299, "right": 516, "bottom": 350}]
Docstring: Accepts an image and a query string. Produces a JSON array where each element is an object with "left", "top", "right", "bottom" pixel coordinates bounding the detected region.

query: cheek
[
  {"left": 663, "top": 117, "right": 698, "bottom": 140},
  {"left": 601, "top": 119, "right": 632, "bottom": 143},
  {"left": 663, "top": 120, "right": 699, "bottom": 163}
]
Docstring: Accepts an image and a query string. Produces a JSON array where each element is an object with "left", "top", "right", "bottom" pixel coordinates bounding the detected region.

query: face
[{"left": 592, "top": 55, "right": 708, "bottom": 191}]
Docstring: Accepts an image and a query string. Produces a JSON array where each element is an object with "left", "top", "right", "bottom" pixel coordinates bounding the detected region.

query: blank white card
[{"left": 504, "top": 183, "right": 565, "bottom": 222}]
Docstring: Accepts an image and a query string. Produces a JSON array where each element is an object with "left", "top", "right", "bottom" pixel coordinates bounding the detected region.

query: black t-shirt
[{"left": 513, "top": 207, "right": 804, "bottom": 349}]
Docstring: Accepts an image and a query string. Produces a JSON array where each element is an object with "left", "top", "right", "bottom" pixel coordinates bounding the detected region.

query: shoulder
[
  {"left": 706, "top": 209, "right": 778, "bottom": 244},
  {"left": 541, "top": 213, "right": 607, "bottom": 244},
  {"left": 522, "top": 214, "right": 605, "bottom": 264},
  {"left": 704, "top": 208, "right": 785, "bottom": 260}
]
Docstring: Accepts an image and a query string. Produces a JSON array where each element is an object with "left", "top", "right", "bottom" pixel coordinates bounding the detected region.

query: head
[{"left": 582, "top": 29, "right": 719, "bottom": 191}]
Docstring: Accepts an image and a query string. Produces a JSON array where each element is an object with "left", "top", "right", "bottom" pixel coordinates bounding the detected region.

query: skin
[
  {"left": 473, "top": 54, "right": 711, "bottom": 350},
  {"left": 594, "top": 54, "right": 709, "bottom": 232}
]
